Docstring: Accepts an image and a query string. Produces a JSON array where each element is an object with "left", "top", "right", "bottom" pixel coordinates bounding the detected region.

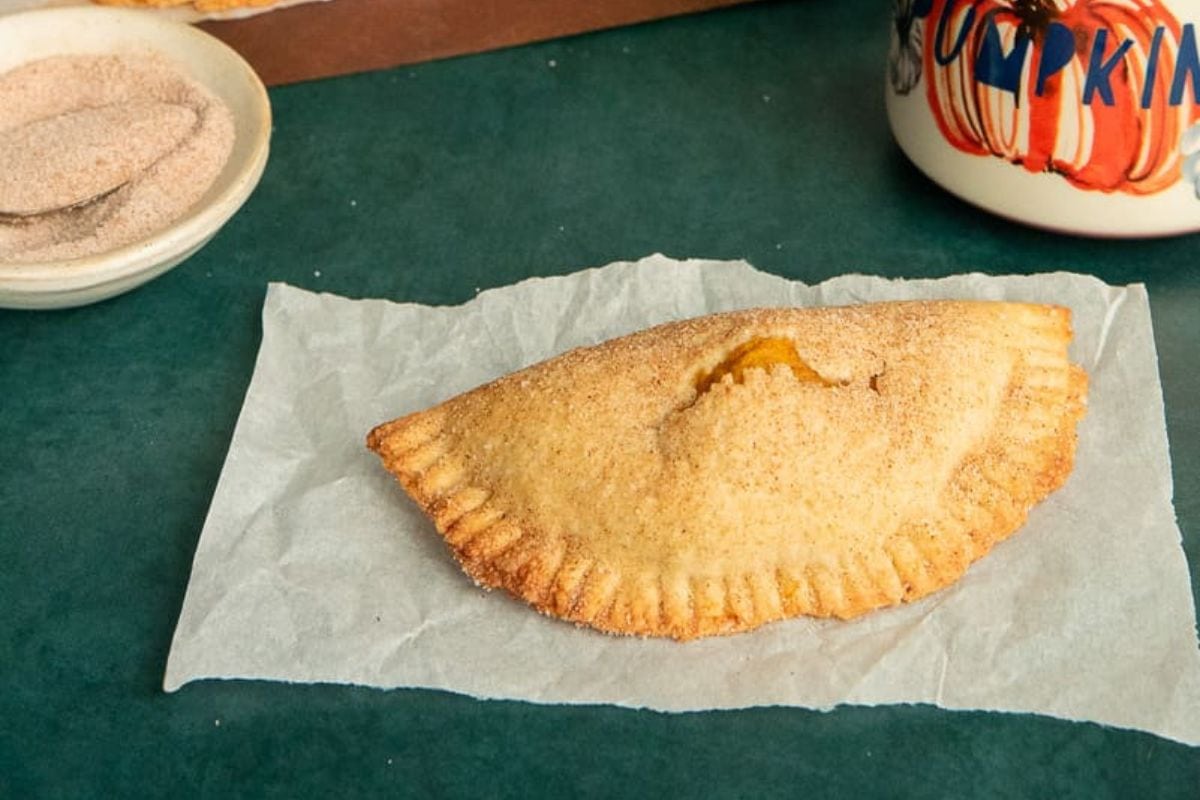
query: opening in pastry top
[{"left": 694, "top": 337, "right": 832, "bottom": 393}]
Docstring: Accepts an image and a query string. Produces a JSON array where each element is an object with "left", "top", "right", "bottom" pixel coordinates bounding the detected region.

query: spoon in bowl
[{"left": 0, "top": 100, "right": 198, "bottom": 221}]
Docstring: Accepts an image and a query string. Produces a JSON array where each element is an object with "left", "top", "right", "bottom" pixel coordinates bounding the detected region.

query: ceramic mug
[{"left": 886, "top": 0, "right": 1200, "bottom": 236}]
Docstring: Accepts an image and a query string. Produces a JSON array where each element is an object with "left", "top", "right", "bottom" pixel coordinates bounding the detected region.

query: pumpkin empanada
[{"left": 368, "top": 301, "right": 1087, "bottom": 640}]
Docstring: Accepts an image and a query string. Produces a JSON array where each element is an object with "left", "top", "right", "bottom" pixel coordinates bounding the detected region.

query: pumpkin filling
[{"left": 695, "top": 337, "right": 830, "bottom": 393}]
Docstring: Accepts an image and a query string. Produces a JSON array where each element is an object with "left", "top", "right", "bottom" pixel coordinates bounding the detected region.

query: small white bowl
[{"left": 0, "top": 7, "right": 271, "bottom": 310}]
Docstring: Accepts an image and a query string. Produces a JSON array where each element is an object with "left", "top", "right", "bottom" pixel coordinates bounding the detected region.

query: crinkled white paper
[{"left": 164, "top": 255, "right": 1200, "bottom": 746}]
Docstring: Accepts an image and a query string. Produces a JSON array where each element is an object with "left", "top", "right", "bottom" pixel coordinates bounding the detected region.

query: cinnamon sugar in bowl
[{"left": 0, "top": 7, "right": 270, "bottom": 309}]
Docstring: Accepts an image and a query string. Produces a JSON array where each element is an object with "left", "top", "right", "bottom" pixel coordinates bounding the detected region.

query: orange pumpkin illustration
[{"left": 923, "top": 0, "right": 1200, "bottom": 194}]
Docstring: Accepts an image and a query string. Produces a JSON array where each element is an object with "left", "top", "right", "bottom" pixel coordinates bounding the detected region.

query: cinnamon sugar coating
[
  {"left": 368, "top": 301, "right": 1088, "bottom": 640},
  {"left": 0, "top": 54, "right": 233, "bottom": 263}
]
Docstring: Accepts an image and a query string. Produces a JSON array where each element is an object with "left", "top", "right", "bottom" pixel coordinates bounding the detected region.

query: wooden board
[{"left": 200, "top": 0, "right": 759, "bottom": 86}]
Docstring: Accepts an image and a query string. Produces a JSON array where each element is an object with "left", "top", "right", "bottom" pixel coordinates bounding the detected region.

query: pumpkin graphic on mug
[{"left": 887, "top": 0, "right": 1200, "bottom": 234}]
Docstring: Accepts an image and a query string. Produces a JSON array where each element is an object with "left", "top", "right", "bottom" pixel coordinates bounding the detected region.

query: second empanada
[{"left": 368, "top": 301, "right": 1087, "bottom": 640}]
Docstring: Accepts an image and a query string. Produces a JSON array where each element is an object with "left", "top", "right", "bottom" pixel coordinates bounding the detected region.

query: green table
[{"left": 3, "top": 2, "right": 1197, "bottom": 795}]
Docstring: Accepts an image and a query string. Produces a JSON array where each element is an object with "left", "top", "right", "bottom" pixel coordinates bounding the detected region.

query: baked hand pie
[{"left": 368, "top": 301, "right": 1087, "bottom": 640}]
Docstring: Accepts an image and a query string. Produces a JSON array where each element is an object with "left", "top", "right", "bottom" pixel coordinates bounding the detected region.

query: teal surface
[{"left": 2, "top": 1, "right": 1198, "bottom": 795}]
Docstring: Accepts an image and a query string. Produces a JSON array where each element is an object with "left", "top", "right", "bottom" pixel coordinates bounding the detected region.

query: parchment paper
[{"left": 164, "top": 255, "right": 1200, "bottom": 746}]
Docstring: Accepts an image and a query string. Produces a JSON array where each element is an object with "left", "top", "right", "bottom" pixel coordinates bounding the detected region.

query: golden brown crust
[
  {"left": 368, "top": 301, "right": 1088, "bottom": 640},
  {"left": 91, "top": 0, "right": 280, "bottom": 12}
]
